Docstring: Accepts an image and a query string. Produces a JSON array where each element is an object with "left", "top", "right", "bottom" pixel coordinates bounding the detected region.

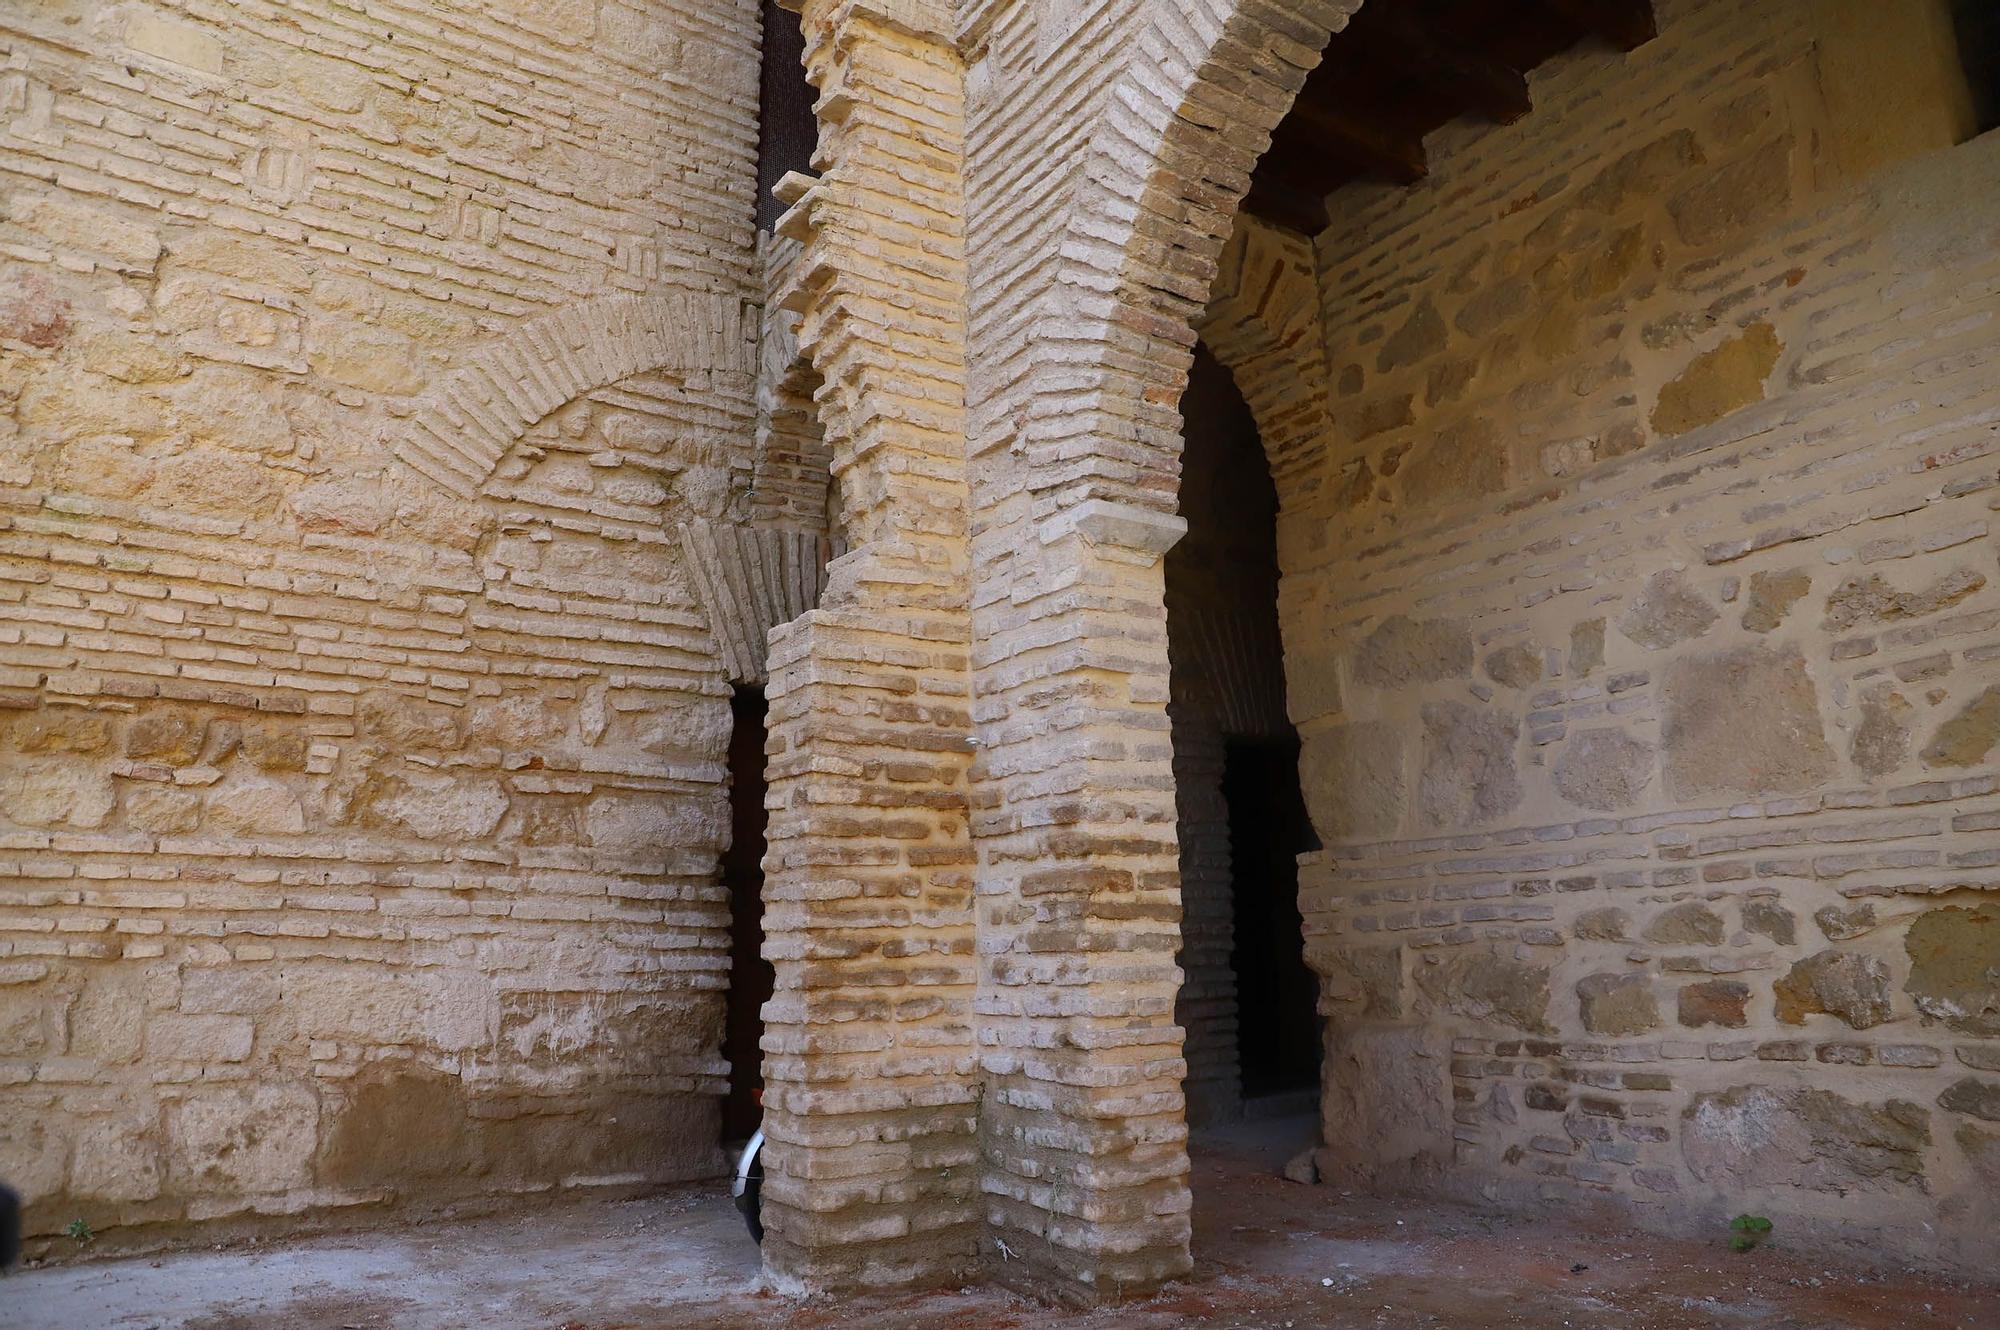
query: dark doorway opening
[
  {"left": 1168, "top": 346, "right": 1322, "bottom": 1118},
  {"left": 720, "top": 686, "right": 772, "bottom": 1143},
  {"left": 1226, "top": 736, "right": 1321, "bottom": 1100}
]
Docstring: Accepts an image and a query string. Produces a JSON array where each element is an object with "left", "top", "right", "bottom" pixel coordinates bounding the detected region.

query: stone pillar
[
  {"left": 969, "top": 501, "right": 1194, "bottom": 1298},
  {"left": 757, "top": 0, "right": 979, "bottom": 1290}
]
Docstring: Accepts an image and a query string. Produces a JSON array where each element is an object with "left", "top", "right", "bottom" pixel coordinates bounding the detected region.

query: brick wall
[
  {"left": 0, "top": 0, "right": 773, "bottom": 1240},
  {"left": 1248, "top": 0, "right": 2000, "bottom": 1274}
]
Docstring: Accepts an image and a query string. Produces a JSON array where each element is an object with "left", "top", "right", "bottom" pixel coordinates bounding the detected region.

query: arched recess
[
  {"left": 1174, "top": 214, "right": 1337, "bottom": 1136},
  {"left": 386, "top": 289, "right": 755, "bottom": 499}
]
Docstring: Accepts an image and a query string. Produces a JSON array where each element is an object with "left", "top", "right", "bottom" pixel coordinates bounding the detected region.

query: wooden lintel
[
  {"left": 1286, "top": 97, "right": 1428, "bottom": 186},
  {"left": 1371, "top": 7, "right": 1532, "bottom": 124}
]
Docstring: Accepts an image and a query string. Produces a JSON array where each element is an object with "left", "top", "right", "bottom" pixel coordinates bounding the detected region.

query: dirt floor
[{"left": 6, "top": 1115, "right": 1998, "bottom": 1330}]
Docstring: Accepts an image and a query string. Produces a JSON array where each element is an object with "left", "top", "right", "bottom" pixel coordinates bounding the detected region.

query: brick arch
[
  {"left": 387, "top": 288, "right": 754, "bottom": 498},
  {"left": 952, "top": 0, "right": 1365, "bottom": 1296},
  {"left": 1020, "top": 0, "right": 1361, "bottom": 522},
  {"left": 1196, "top": 212, "right": 1334, "bottom": 485}
]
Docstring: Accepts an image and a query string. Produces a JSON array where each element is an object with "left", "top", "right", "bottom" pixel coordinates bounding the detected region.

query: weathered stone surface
[
  {"left": 1399, "top": 417, "right": 1508, "bottom": 509},
  {"left": 1662, "top": 643, "right": 1834, "bottom": 800},
  {"left": 1321, "top": 946, "right": 1404, "bottom": 1019},
  {"left": 1417, "top": 701, "right": 1522, "bottom": 828},
  {"left": 7, "top": 711, "right": 112, "bottom": 753},
  {"left": 1742, "top": 567, "right": 1810, "bottom": 633},
  {"left": 1454, "top": 275, "right": 1532, "bottom": 339},
  {"left": 0, "top": 1114, "right": 68, "bottom": 1198},
  {"left": 1317, "top": 1025, "right": 1451, "bottom": 1188},
  {"left": 372, "top": 774, "right": 507, "bottom": 841},
  {"left": 1667, "top": 140, "right": 1792, "bottom": 246},
  {"left": 180, "top": 968, "right": 281, "bottom": 1016},
  {"left": 0, "top": 760, "right": 116, "bottom": 829},
  {"left": 148, "top": 1013, "right": 255, "bottom": 1062},
  {"left": 1354, "top": 615, "right": 1474, "bottom": 688},
  {"left": 1618, "top": 569, "right": 1719, "bottom": 649},
  {"left": 1905, "top": 905, "right": 2000, "bottom": 1036},
  {"left": 1743, "top": 899, "right": 1798, "bottom": 946},
  {"left": 206, "top": 779, "right": 308, "bottom": 836},
  {"left": 1301, "top": 721, "right": 1407, "bottom": 841},
  {"left": 126, "top": 785, "right": 203, "bottom": 833},
  {"left": 1569, "top": 618, "right": 1605, "bottom": 675},
  {"left": 356, "top": 691, "right": 462, "bottom": 750},
  {"left": 168, "top": 1084, "right": 318, "bottom": 1194},
  {"left": 1921, "top": 685, "right": 2000, "bottom": 769},
  {"left": 1483, "top": 644, "right": 1544, "bottom": 689},
  {"left": 1775, "top": 950, "right": 1894, "bottom": 1029},
  {"left": 1574, "top": 907, "right": 1630, "bottom": 941},
  {"left": 125, "top": 707, "right": 208, "bottom": 765},
  {"left": 1958, "top": 1123, "right": 2000, "bottom": 1186},
  {"left": 1578, "top": 130, "right": 1703, "bottom": 214},
  {"left": 1852, "top": 684, "right": 1914, "bottom": 778},
  {"left": 1577, "top": 972, "right": 1658, "bottom": 1035},
  {"left": 283, "top": 964, "right": 495, "bottom": 1052},
  {"left": 1816, "top": 903, "right": 1878, "bottom": 942},
  {"left": 71, "top": 1116, "right": 162, "bottom": 1202},
  {"left": 1417, "top": 951, "right": 1551, "bottom": 1033},
  {"left": 1348, "top": 393, "right": 1415, "bottom": 443},
  {"left": 1378, "top": 296, "right": 1447, "bottom": 373},
  {"left": 1683, "top": 1086, "right": 1929, "bottom": 1192},
  {"left": 1938, "top": 1078, "right": 2000, "bottom": 1122},
  {"left": 1824, "top": 568, "right": 1985, "bottom": 631},
  {"left": 1645, "top": 902, "right": 1724, "bottom": 947},
  {"left": 1552, "top": 728, "right": 1654, "bottom": 810},
  {"left": 1679, "top": 980, "right": 1750, "bottom": 1028},
  {"left": 1649, "top": 321, "right": 1781, "bottom": 436}
]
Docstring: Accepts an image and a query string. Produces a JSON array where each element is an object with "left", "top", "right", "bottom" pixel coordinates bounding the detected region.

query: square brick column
[{"left": 756, "top": 0, "right": 981, "bottom": 1290}]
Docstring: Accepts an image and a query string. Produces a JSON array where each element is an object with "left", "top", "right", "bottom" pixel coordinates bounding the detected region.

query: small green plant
[
  {"left": 65, "top": 1218, "right": 94, "bottom": 1245},
  {"left": 1729, "top": 1213, "right": 1772, "bottom": 1252}
]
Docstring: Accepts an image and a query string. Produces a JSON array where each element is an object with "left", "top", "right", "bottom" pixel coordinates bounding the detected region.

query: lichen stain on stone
[{"left": 1649, "top": 320, "right": 1782, "bottom": 437}]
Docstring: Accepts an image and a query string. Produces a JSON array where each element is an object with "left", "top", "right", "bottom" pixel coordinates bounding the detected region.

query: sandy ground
[{"left": 6, "top": 1116, "right": 1997, "bottom": 1330}]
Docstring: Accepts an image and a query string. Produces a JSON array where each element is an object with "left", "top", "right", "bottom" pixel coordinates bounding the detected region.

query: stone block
[
  {"left": 1618, "top": 569, "right": 1718, "bottom": 650},
  {"left": 1649, "top": 321, "right": 1781, "bottom": 437},
  {"left": 168, "top": 1085, "right": 317, "bottom": 1195},
  {"left": 1552, "top": 727, "right": 1654, "bottom": 811},
  {"left": 1348, "top": 613, "right": 1474, "bottom": 689},
  {"left": 1939, "top": 1078, "right": 2000, "bottom": 1123},
  {"left": 71, "top": 1115, "right": 163, "bottom": 1202},
  {"left": 1775, "top": 950, "right": 1893, "bottom": 1029},
  {"left": 146, "top": 1014, "right": 255, "bottom": 1062},
  {"left": 1300, "top": 720, "right": 1406, "bottom": 840},
  {"left": 1662, "top": 643, "right": 1834, "bottom": 800},
  {"left": 1577, "top": 972, "right": 1658, "bottom": 1036},
  {"left": 1417, "top": 701, "right": 1521, "bottom": 828},
  {"left": 1644, "top": 902, "right": 1723, "bottom": 947},
  {"left": 1416, "top": 950, "right": 1551, "bottom": 1033},
  {"left": 1921, "top": 685, "right": 2000, "bottom": 770},
  {"left": 1683, "top": 1085, "right": 1928, "bottom": 1192},
  {"left": 1741, "top": 567, "right": 1810, "bottom": 633},
  {"left": 1678, "top": 980, "right": 1750, "bottom": 1029},
  {"left": 1905, "top": 905, "right": 2000, "bottom": 1036}
]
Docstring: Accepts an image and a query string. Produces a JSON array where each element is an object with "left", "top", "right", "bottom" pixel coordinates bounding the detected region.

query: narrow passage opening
[
  {"left": 1170, "top": 347, "right": 1321, "bottom": 1125},
  {"left": 1226, "top": 736, "right": 1320, "bottom": 1105},
  {"left": 720, "top": 686, "right": 772, "bottom": 1144}
]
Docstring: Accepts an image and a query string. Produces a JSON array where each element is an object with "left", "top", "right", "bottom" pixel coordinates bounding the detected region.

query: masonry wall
[
  {"left": 1272, "top": 0, "right": 2000, "bottom": 1274},
  {"left": 0, "top": 0, "right": 774, "bottom": 1242}
]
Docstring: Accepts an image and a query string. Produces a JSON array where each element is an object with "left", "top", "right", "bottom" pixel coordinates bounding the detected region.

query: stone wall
[
  {"left": 0, "top": 0, "right": 787, "bottom": 1241},
  {"left": 1255, "top": 0, "right": 2000, "bottom": 1274}
]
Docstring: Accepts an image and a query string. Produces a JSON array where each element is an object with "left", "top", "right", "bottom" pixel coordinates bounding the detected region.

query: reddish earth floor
[{"left": 6, "top": 1115, "right": 1996, "bottom": 1330}]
